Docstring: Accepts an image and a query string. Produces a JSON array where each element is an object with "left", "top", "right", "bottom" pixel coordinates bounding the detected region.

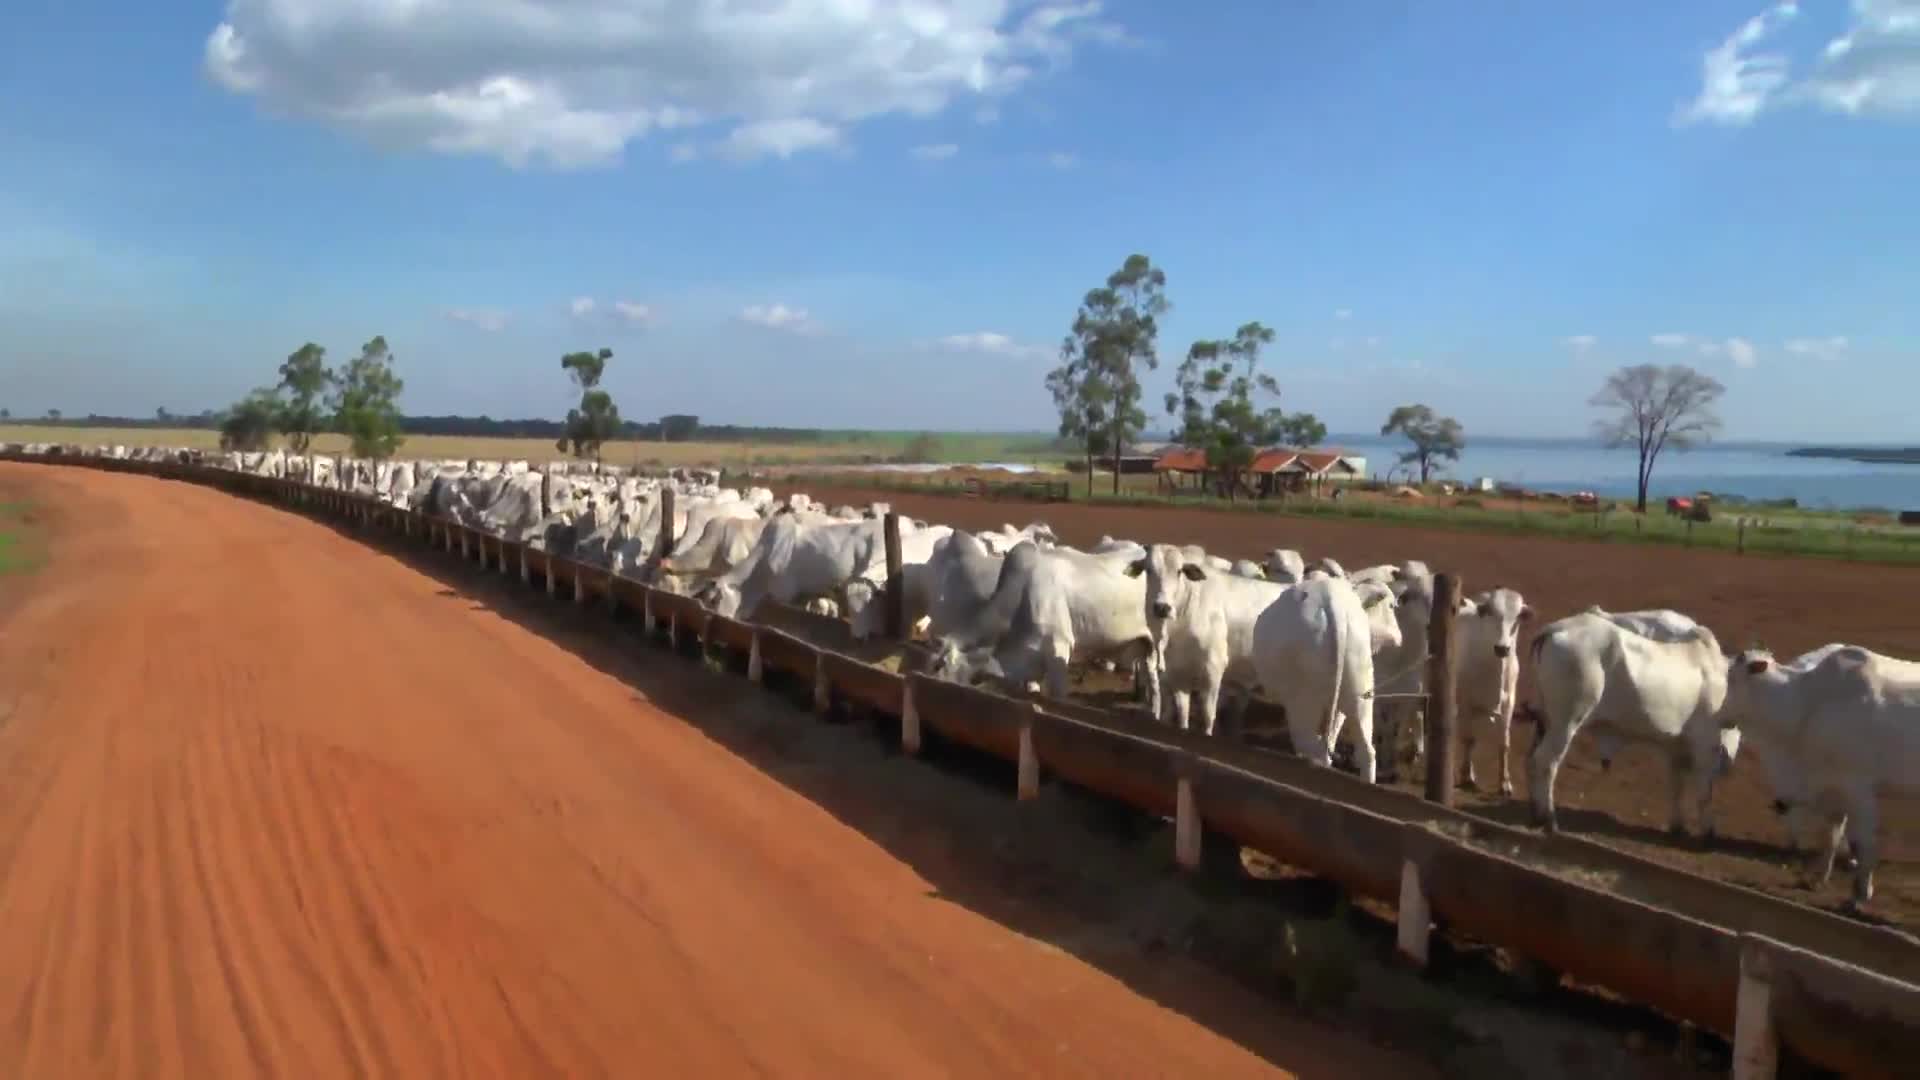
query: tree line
[
  {"left": 1045, "top": 252, "right": 1726, "bottom": 512},
  {"left": 217, "top": 338, "right": 407, "bottom": 458}
]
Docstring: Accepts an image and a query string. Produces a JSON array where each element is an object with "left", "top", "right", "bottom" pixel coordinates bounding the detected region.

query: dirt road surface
[
  {"left": 0, "top": 463, "right": 1429, "bottom": 1079},
  {"left": 798, "top": 483, "right": 1920, "bottom": 925}
]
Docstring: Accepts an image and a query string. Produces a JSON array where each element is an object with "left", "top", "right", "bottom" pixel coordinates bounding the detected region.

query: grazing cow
[
  {"left": 843, "top": 523, "right": 957, "bottom": 640},
  {"left": 1527, "top": 608, "right": 1736, "bottom": 837},
  {"left": 858, "top": 530, "right": 1005, "bottom": 644},
  {"left": 1724, "top": 644, "right": 1920, "bottom": 908},
  {"left": 930, "top": 541, "right": 1156, "bottom": 706},
  {"left": 1449, "top": 587, "right": 1534, "bottom": 796},
  {"left": 1249, "top": 576, "right": 1399, "bottom": 782},
  {"left": 697, "top": 515, "right": 889, "bottom": 621},
  {"left": 1126, "top": 544, "right": 1291, "bottom": 735},
  {"left": 657, "top": 514, "right": 767, "bottom": 583}
]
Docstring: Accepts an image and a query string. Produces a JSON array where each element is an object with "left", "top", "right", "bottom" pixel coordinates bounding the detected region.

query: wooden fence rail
[{"left": 6, "top": 449, "right": 1918, "bottom": 1079}]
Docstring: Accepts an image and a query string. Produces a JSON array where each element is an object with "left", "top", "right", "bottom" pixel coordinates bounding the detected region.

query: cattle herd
[{"left": 12, "top": 442, "right": 1919, "bottom": 915}]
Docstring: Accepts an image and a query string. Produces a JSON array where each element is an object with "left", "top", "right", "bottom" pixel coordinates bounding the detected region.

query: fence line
[{"left": 7, "top": 450, "right": 1919, "bottom": 1078}]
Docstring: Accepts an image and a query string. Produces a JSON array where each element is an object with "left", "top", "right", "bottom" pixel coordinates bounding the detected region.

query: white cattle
[
  {"left": 843, "top": 523, "right": 957, "bottom": 640},
  {"left": 1307, "top": 556, "right": 1347, "bottom": 580},
  {"left": 1249, "top": 577, "right": 1397, "bottom": 783},
  {"left": 1127, "top": 544, "right": 1289, "bottom": 735},
  {"left": 1724, "top": 644, "right": 1920, "bottom": 907},
  {"left": 698, "top": 516, "right": 888, "bottom": 621},
  {"left": 1527, "top": 608, "right": 1737, "bottom": 837},
  {"left": 658, "top": 515, "right": 767, "bottom": 582},
  {"left": 977, "top": 522, "right": 1058, "bottom": 556},
  {"left": 1448, "top": 587, "right": 1533, "bottom": 796},
  {"left": 1263, "top": 549, "right": 1306, "bottom": 584},
  {"left": 1230, "top": 559, "right": 1266, "bottom": 580},
  {"left": 931, "top": 541, "right": 1156, "bottom": 705},
  {"left": 1370, "top": 568, "right": 1437, "bottom": 782},
  {"left": 862, "top": 530, "right": 1006, "bottom": 644}
]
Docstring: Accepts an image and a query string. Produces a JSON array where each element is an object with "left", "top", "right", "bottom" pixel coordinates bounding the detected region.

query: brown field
[
  {"left": 796, "top": 481, "right": 1920, "bottom": 927},
  {"left": 0, "top": 425, "right": 909, "bottom": 469},
  {"left": 0, "top": 462, "right": 1465, "bottom": 1078}
]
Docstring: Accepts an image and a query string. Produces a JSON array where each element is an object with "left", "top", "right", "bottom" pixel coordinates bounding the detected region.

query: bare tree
[{"left": 1591, "top": 363, "right": 1726, "bottom": 513}]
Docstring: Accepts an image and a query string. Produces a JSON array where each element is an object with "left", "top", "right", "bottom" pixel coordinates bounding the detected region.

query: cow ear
[
  {"left": 1746, "top": 657, "right": 1771, "bottom": 675},
  {"left": 1180, "top": 563, "right": 1208, "bottom": 581},
  {"left": 1520, "top": 605, "right": 1535, "bottom": 622},
  {"left": 1125, "top": 558, "right": 1147, "bottom": 578}
]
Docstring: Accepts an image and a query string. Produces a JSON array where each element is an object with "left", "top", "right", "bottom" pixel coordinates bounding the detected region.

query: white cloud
[
  {"left": 445, "top": 307, "right": 509, "bottom": 332},
  {"left": 1678, "top": 1, "right": 1920, "bottom": 126},
  {"left": 1562, "top": 334, "right": 1598, "bottom": 352},
  {"left": 740, "top": 302, "right": 820, "bottom": 334},
  {"left": 203, "top": 1, "right": 1129, "bottom": 168},
  {"left": 1362, "top": 336, "right": 1383, "bottom": 348},
  {"left": 1651, "top": 331, "right": 1695, "bottom": 348},
  {"left": 1662, "top": 332, "right": 1760, "bottom": 366},
  {"left": 570, "top": 296, "right": 597, "bottom": 317},
  {"left": 910, "top": 143, "right": 959, "bottom": 161},
  {"left": 1726, "top": 337, "right": 1759, "bottom": 368},
  {"left": 1044, "top": 150, "right": 1079, "bottom": 169},
  {"left": 1785, "top": 334, "right": 1851, "bottom": 361},
  {"left": 610, "top": 300, "right": 655, "bottom": 327},
  {"left": 933, "top": 331, "right": 1052, "bottom": 361},
  {"left": 1334, "top": 308, "right": 1353, "bottom": 321}
]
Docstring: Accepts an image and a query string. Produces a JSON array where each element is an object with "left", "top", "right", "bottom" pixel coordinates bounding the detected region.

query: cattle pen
[{"left": 6, "top": 448, "right": 1919, "bottom": 1079}]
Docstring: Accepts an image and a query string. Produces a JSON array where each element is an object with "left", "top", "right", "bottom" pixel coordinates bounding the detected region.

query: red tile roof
[{"left": 1151, "top": 447, "right": 1210, "bottom": 472}]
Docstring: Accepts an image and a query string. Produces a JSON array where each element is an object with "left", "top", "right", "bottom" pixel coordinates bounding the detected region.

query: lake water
[{"left": 1320, "top": 436, "right": 1920, "bottom": 512}]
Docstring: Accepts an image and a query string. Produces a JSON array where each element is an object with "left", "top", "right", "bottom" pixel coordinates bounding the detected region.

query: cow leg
[
  {"left": 1286, "top": 693, "right": 1334, "bottom": 769},
  {"left": 1343, "top": 680, "right": 1376, "bottom": 785},
  {"left": 1841, "top": 788, "right": 1878, "bottom": 909},
  {"left": 1458, "top": 717, "right": 1480, "bottom": 790},
  {"left": 1496, "top": 706, "right": 1517, "bottom": 799},
  {"left": 1528, "top": 707, "right": 1590, "bottom": 833},
  {"left": 1170, "top": 690, "right": 1191, "bottom": 732},
  {"left": 1195, "top": 660, "right": 1226, "bottom": 737}
]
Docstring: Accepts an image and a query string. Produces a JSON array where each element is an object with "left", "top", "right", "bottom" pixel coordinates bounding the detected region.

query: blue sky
[{"left": 2, "top": 1, "right": 1915, "bottom": 440}]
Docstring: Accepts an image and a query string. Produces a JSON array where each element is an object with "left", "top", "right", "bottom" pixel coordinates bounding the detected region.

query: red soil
[{"left": 0, "top": 464, "right": 1426, "bottom": 1079}]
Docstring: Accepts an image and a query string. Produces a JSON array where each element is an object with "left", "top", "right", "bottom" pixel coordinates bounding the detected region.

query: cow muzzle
[
  {"left": 1493, "top": 644, "right": 1512, "bottom": 659},
  {"left": 1150, "top": 601, "right": 1173, "bottom": 620},
  {"left": 1772, "top": 799, "right": 1791, "bottom": 816}
]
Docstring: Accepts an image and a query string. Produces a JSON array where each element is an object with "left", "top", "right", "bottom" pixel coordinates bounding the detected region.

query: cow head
[
  {"left": 1124, "top": 543, "right": 1208, "bottom": 623},
  {"left": 1263, "top": 548, "right": 1306, "bottom": 584},
  {"left": 841, "top": 578, "right": 882, "bottom": 636},
  {"left": 1719, "top": 647, "right": 1778, "bottom": 730},
  {"left": 1354, "top": 581, "right": 1404, "bottom": 655},
  {"left": 1461, "top": 587, "right": 1532, "bottom": 659}
]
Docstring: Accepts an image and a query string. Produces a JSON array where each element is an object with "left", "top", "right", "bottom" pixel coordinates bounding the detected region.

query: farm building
[{"left": 1152, "top": 445, "right": 1366, "bottom": 497}]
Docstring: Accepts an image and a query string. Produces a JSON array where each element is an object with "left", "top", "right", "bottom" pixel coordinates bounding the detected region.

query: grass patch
[{"left": 0, "top": 502, "right": 43, "bottom": 576}]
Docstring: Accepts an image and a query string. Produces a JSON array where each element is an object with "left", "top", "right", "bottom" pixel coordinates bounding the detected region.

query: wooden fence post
[
  {"left": 1733, "top": 936, "right": 1778, "bottom": 1080},
  {"left": 656, "top": 485, "right": 676, "bottom": 568},
  {"left": 1174, "top": 769, "right": 1202, "bottom": 870},
  {"left": 1425, "top": 572, "right": 1461, "bottom": 807},
  {"left": 1397, "top": 855, "right": 1432, "bottom": 967},
  {"left": 901, "top": 679, "right": 921, "bottom": 754},
  {"left": 883, "top": 511, "right": 905, "bottom": 640}
]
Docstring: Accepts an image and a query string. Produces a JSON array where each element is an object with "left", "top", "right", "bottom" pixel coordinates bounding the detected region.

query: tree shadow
[{"left": 320, "top": 513, "right": 1742, "bottom": 1076}]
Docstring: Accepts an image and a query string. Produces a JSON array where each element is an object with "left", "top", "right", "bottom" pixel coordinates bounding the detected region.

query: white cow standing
[
  {"left": 1724, "top": 643, "right": 1920, "bottom": 908},
  {"left": 1126, "top": 544, "right": 1290, "bottom": 736},
  {"left": 1527, "top": 608, "right": 1738, "bottom": 837},
  {"left": 1249, "top": 577, "right": 1398, "bottom": 783},
  {"left": 1450, "top": 587, "right": 1533, "bottom": 796},
  {"left": 930, "top": 541, "right": 1156, "bottom": 706}
]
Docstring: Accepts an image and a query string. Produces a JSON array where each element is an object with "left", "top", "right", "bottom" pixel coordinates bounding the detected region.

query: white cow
[
  {"left": 843, "top": 523, "right": 957, "bottom": 640},
  {"left": 1371, "top": 568, "right": 1437, "bottom": 782},
  {"left": 1262, "top": 548, "right": 1307, "bottom": 584},
  {"left": 698, "top": 516, "right": 889, "bottom": 621},
  {"left": 1724, "top": 644, "right": 1920, "bottom": 908},
  {"left": 860, "top": 530, "right": 1006, "bottom": 644},
  {"left": 931, "top": 541, "right": 1156, "bottom": 705},
  {"left": 1230, "top": 559, "right": 1266, "bottom": 580},
  {"left": 1127, "top": 544, "right": 1291, "bottom": 735},
  {"left": 1449, "top": 587, "right": 1533, "bottom": 796},
  {"left": 1527, "top": 608, "right": 1737, "bottom": 837},
  {"left": 1250, "top": 577, "right": 1398, "bottom": 783}
]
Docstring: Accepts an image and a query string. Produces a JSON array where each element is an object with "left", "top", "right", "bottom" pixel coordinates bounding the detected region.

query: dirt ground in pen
[
  {"left": 0, "top": 463, "right": 1493, "bottom": 1079},
  {"left": 798, "top": 483, "right": 1920, "bottom": 929}
]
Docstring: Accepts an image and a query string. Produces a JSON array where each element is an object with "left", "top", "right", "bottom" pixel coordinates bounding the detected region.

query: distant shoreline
[{"left": 1789, "top": 447, "right": 1920, "bottom": 465}]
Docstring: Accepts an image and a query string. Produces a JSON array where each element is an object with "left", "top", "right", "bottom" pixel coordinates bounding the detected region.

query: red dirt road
[{"left": 0, "top": 464, "right": 1425, "bottom": 1079}]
